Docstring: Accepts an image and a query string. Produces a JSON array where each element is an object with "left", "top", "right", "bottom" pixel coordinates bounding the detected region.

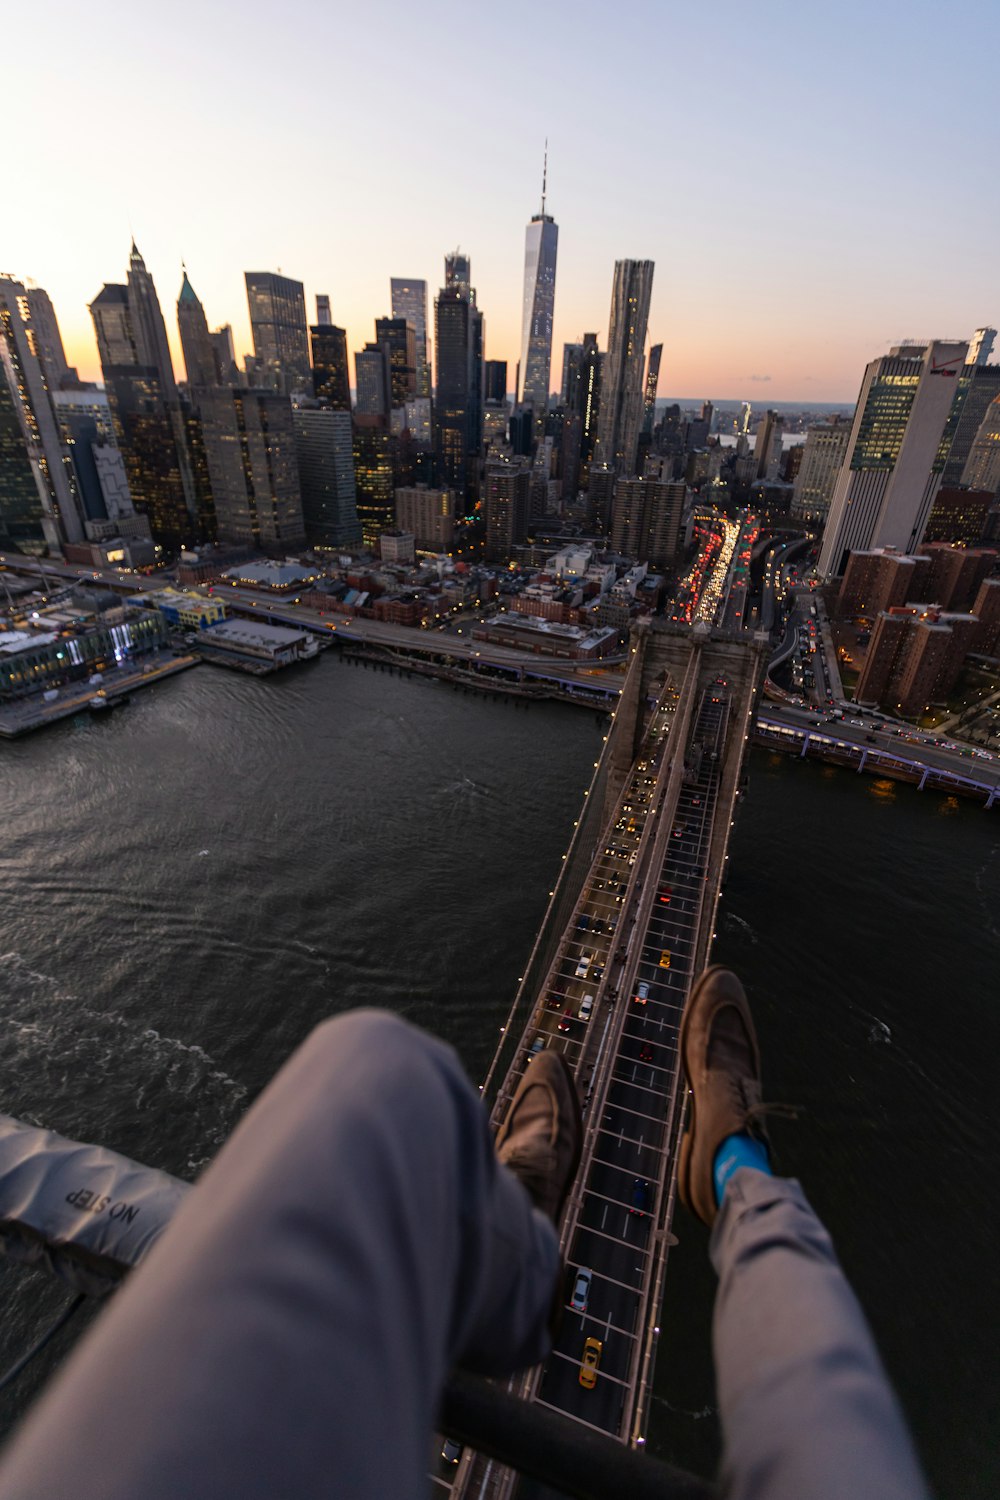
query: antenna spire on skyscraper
[{"left": 541, "top": 140, "right": 548, "bottom": 216}]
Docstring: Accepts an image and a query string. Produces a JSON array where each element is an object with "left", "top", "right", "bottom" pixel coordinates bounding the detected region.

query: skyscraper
[
  {"left": 316, "top": 294, "right": 332, "bottom": 327},
  {"left": 790, "top": 418, "right": 850, "bottom": 523},
  {"left": 642, "top": 344, "right": 663, "bottom": 436},
  {"left": 434, "top": 254, "right": 483, "bottom": 504},
  {"left": 0, "top": 276, "right": 85, "bottom": 549},
  {"left": 817, "top": 340, "right": 970, "bottom": 577},
  {"left": 390, "top": 279, "right": 430, "bottom": 399},
  {"left": 244, "top": 271, "right": 310, "bottom": 393},
  {"left": 198, "top": 387, "right": 305, "bottom": 549},
  {"left": 355, "top": 344, "right": 391, "bottom": 421},
  {"left": 595, "top": 260, "right": 654, "bottom": 476},
  {"left": 24, "top": 287, "right": 78, "bottom": 389},
  {"left": 484, "top": 360, "right": 508, "bottom": 405},
  {"left": 518, "top": 152, "right": 558, "bottom": 438},
  {"left": 177, "top": 271, "right": 219, "bottom": 389},
  {"left": 375, "top": 316, "right": 416, "bottom": 405},
  {"left": 310, "top": 325, "right": 351, "bottom": 409},
  {"left": 967, "top": 327, "right": 996, "bottom": 367},
  {"left": 292, "top": 408, "right": 361, "bottom": 549},
  {"left": 91, "top": 246, "right": 199, "bottom": 549},
  {"left": 609, "top": 476, "right": 684, "bottom": 566}
]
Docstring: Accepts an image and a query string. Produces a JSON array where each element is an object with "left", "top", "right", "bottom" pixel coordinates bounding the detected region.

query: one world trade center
[{"left": 518, "top": 150, "right": 558, "bottom": 440}]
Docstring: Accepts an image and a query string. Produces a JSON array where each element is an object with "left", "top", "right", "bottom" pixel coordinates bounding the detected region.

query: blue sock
[{"left": 713, "top": 1132, "right": 772, "bottom": 1206}]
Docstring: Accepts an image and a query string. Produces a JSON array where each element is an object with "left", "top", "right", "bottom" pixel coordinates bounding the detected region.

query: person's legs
[
  {"left": 0, "top": 1011, "right": 565, "bottom": 1500},
  {"left": 680, "top": 967, "right": 930, "bottom": 1500},
  {"left": 710, "top": 1169, "right": 930, "bottom": 1500}
]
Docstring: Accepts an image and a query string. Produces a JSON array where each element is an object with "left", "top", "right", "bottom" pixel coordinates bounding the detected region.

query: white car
[
  {"left": 578, "top": 994, "right": 594, "bottom": 1023},
  {"left": 575, "top": 954, "right": 592, "bottom": 978},
  {"left": 570, "top": 1266, "right": 593, "bottom": 1313}
]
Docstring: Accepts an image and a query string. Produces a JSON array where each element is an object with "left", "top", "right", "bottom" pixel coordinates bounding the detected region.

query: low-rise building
[
  {"left": 200, "top": 618, "right": 317, "bottom": 667},
  {"left": 221, "top": 561, "right": 322, "bottom": 593},
  {"left": 472, "top": 615, "right": 621, "bottom": 660},
  {"left": 139, "top": 588, "right": 227, "bottom": 630}
]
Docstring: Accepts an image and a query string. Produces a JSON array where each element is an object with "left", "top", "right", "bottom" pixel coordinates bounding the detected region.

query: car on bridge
[
  {"left": 659, "top": 950, "right": 672, "bottom": 969},
  {"left": 557, "top": 1010, "right": 574, "bottom": 1033},
  {"left": 528, "top": 1035, "right": 546, "bottom": 1058},
  {"left": 658, "top": 885, "right": 672, "bottom": 905},
  {"left": 570, "top": 1267, "right": 592, "bottom": 1313},
  {"left": 633, "top": 981, "right": 650, "bottom": 1005},
  {"left": 575, "top": 954, "right": 593, "bottom": 978},
  {"left": 579, "top": 1336, "right": 602, "bottom": 1389},
  {"left": 639, "top": 1043, "right": 654, "bottom": 1063},
  {"left": 630, "top": 1178, "right": 650, "bottom": 1216},
  {"left": 578, "top": 994, "right": 594, "bottom": 1023}
]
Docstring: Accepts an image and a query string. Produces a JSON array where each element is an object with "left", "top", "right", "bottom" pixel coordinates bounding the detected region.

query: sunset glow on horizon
[{"left": 9, "top": 0, "right": 1000, "bottom": 405}]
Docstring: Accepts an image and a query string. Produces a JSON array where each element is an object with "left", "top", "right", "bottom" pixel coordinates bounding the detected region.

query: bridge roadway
[{"left": 447, "top": 629, "right": 762, "bottom": 1499}]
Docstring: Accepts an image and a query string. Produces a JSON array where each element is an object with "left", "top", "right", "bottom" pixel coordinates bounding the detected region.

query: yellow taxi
[
  {"left": 579, "top": 1336, "right": 603, "bottom": 1389},
  {"left": 659, "top": 950, "right": 671, "bottom": 969}
]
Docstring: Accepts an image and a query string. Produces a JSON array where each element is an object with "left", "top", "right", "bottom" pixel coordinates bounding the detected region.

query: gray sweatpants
[{"left": 0, "top": 1010, "right": 928, "bottom": 1500}]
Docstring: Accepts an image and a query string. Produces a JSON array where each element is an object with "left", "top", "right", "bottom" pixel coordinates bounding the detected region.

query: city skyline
[{"left": 6, "top": 0, "right": 999, "bottom": 403}]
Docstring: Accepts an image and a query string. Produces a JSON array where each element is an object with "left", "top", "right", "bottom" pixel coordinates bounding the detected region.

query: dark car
[
  {"left": 577, "top": 914, "right": 591, "bottom": 931},
  {"left": 639, "top": 1043, "right": 654, "bottom": 1063},
  {"left": 629, "top": 1178, "right": 650, "bottom": 1216}
]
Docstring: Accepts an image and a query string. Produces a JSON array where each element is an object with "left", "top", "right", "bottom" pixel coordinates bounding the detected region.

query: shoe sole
[
  {"left": 552, "top": 1051, "right": 584, "bottom": 1224},
  {"left": 677, "top": 964, "right": 732, "bottom": 1223}
]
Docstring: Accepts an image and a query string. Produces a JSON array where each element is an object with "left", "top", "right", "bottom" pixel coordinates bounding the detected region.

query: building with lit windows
[
  {"left": 292, "top": 409, "right": 361, "bottom": 550},
  {"left": 609, "top": 477, "right": 684, "bottom": 567},
  {"left": 375, "top": 317, "right": 416, "bottom": 405},
  {"left": 244, "top": 271, "right": 311, "bottom": 394},
  {"left": 352, "top": 424, "right": 395, "bottom": 546},
  {"left": 790, "top": 418, "right": 850, "bottom": 523},
  {"left": 595, "top": 261, "right": 654, "bottom": 477},
  {"left": 394, "top": 485, "right": 455, "bottom": 551},
  {"left": 817, "top": 340, "right": 969, "bottom": 578},
  {"left": 484, "top": 458, "right": 530, "bottom": 559},
  {"left": 0, "top": 276, "right": 85, "bottom": 551},
  {"left": 390, "top": 279, "right": 430, "bottom": 399},
  {"left": 198, "top": 388, "right": 305, "bottom": 551},
  {"left": 434, "top": 260, "right": 483, "bottom": 503}
]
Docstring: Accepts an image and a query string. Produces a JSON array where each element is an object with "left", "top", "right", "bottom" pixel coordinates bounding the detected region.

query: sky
[{"left": 7, "top": 0, "right": 1000, "bottom": 403}]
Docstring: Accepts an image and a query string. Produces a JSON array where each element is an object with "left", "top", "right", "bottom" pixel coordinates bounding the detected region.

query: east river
[{"left": 1, "top": 653, "right": 997, "bottom": 1497}]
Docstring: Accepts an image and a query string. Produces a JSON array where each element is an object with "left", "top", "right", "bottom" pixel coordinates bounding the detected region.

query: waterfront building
[
  {"left": 292, "top": 408, "right": 362, "bottom": 550},
  {"left": 0, "top": 606, "right": 168, "bottom": 701},
  {"left": 855, "top": 606, "right": 979, "bottom": 716},
  {"left": 595, "top": 260, "right": 654, "bottom": 476},
  {"left": 200, "top": 617, "right": 318, "bottom": 668},
  {"left": 197, "top": 387, "right": 306, "bottom": 551},
  {"left": 390, "top": 278, "right": 430, "bottom": 398},
  {"left": 375, "top": 316, "right": 417, "bottom": 405},
  {"left": 0, "top": 276, "right": 85, "bottom": 550},
  {"left": 817, "top": 339, "right": 970, "bottom": 577},
  {"left": 609, "top": 477, "right": 684, "bottom": 567},
  {"left": 244, "top": 271, "right": 311, "bottom": 393},
  {"left": 790, "top": 418, "right": 850, "bottom": 523},
  {"left": 394, "top": 484, "right": 454, "bottom": 550},
  {"left": 177, "top": 271, "right": 220, "bottom": 389},
  {"left": 518, "top": 158, "right": 558, "bottom": 439},
  {"left": 484, "top": 457, "right": 530, "bottom": 559},
  {"left": 310, "top": 324, "right": 351, "bottom": 410},
  {"left": 471, "top": 614, "right": 620, "bottom": 660}
]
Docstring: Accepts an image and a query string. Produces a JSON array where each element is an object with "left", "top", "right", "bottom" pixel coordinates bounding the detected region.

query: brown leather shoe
[
  {"left": 495, "top": 1051, "right": 582, "bottom": 1224},
  {"left": 678, "top": 965, "right": 767, "bottom": 1228}
]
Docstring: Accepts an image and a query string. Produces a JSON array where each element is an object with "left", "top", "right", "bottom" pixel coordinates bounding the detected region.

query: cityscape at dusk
[
  {"left": 1, "top": 3, "right": 998, "bottom": 1499},
  {"left": 7, "top": 0, "right": 1000, "bottom": 401}
]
